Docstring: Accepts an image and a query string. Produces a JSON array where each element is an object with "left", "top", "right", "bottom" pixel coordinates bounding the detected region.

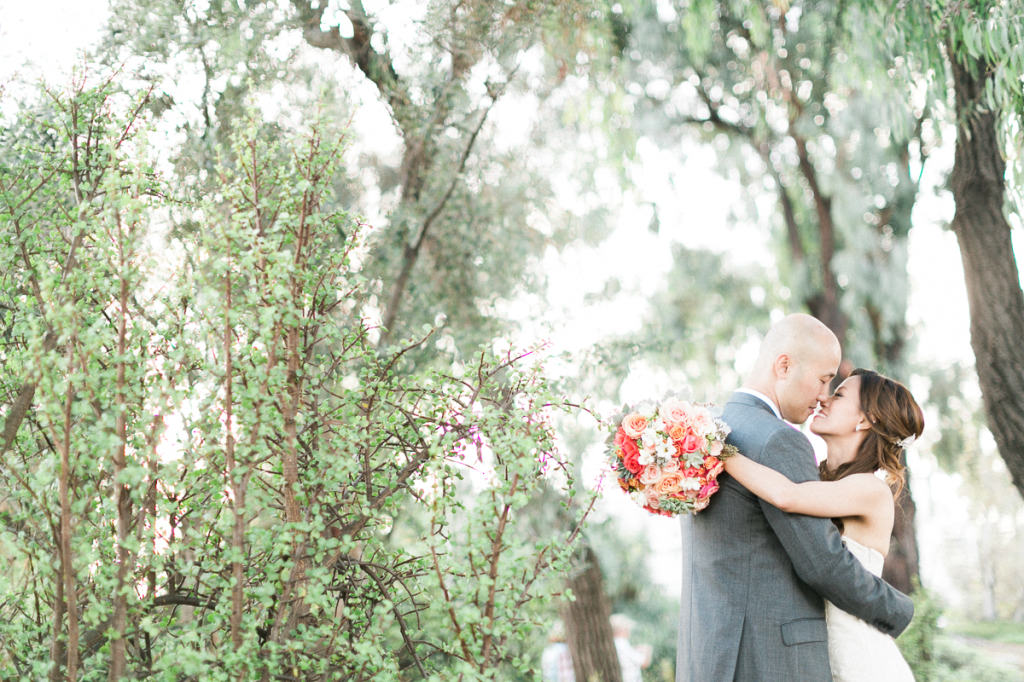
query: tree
[
  {"left": 881, "top": 0, "right": 1024, "bottom": 500},
  {"left": 101, "top": 0, "right": 607, "bottom": 361},
  {"left": 563, "top": 544, "right": 623, "bottom": 682}
]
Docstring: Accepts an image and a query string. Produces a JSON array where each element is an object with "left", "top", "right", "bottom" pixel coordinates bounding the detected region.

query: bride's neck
[{"left": 821, "top": 434, "right": 861, "bottom": 471}]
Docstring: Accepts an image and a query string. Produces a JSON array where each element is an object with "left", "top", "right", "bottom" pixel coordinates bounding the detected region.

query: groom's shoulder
[
  {"left": 722, "top": 392, "right": 780, "bottom": 424},
  {"left": 722, "top": 394, "right": 794, "bottom": 440}
]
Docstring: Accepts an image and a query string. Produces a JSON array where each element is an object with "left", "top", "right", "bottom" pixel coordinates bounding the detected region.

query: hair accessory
[{"left": 892, "top": 435, "right": 916, "bottom": 449}]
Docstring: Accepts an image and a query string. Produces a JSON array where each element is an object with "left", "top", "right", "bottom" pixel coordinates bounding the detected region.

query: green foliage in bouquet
[{"left": 0, "top": 74, "right": 591, "bottom": 681}]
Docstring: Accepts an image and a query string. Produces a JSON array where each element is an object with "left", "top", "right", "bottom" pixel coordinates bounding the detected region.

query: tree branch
[
  {"left": 291, "top": 0, "right": 408, "bottom": 115},
  {"left": 378, "top": 89, "right": 503, "bottom": 339}
]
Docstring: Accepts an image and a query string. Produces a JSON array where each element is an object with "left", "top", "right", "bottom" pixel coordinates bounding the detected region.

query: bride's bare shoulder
[{"left": 843, "top": 473, "right": 894, "bottom": 499}]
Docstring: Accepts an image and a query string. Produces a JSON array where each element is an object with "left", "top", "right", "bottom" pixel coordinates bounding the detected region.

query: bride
[{"left": 723, "top": 368, "right": 924, "bottom": 681}]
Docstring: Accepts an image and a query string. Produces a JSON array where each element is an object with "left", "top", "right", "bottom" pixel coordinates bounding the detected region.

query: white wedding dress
[{"left": 825, "top": 536, "right": 915, "bottom": 681}]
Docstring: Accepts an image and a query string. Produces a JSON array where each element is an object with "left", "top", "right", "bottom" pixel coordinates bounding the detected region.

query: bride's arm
[{"left": 724, "top": 453, "right": 890, "bottom": 518}]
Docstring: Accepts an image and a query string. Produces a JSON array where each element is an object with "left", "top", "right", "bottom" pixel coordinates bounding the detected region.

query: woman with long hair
[{"left": 723, "top": 368, "right": 925, "bottom": 681}]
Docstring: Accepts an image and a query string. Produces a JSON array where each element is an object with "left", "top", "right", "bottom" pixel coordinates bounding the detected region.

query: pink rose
[
  {"left": 708, "top": 440, "right": 724, "bottom": 457},
  {"left": 639, "top": 465, "right": 662, "bottom": 486},
  {"left": 680, "top": 431, "right": 702, "bottom": 453},
  {"left": 691, "top": 409, "right": 715, "bottom": 436},
  {"left": 659, "top": 399, "right": 693, "bottom": 427},
  {"left": 693, "top": 496, "right": 711, "bottom": 512},
  {"left": 644, "top": 489, "right": 662, "bottom": 509},
  {"left": 622, "top": 448, "right": 642, "bottom": 474},
  {"left": 621, "top": 413, "right": 648, "bottom": 439},
  {"left": 698, "top": 480, "right": 719, "bottom": 499},
  {"left": 618, "top": 434, "right": 639, "bottom": 460},
  {"left": 661, "top": 459, "right": 680, "bottom": 474}
]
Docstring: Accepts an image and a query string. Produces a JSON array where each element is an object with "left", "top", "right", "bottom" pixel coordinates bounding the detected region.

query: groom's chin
[{"left": 798, "top": 406, "right": 819, "bottom": 423}]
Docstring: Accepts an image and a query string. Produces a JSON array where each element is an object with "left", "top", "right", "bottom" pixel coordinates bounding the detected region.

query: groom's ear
[{"left": 773, "top": 353, "right": 792, "bottom": 378}]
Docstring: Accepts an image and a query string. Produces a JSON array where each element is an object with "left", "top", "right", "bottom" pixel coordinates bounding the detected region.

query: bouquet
[{"left": 610, "top": 398, "right": 737, "bottom": 516}]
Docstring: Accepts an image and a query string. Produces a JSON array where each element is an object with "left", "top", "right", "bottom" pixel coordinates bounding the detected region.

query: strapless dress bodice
[{"left": 825, "top": 536, "right": 914, "bottom": 681}]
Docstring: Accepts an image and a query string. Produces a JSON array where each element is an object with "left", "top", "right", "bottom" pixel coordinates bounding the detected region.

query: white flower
[
  {"left": 681, "top": 477, "right": 701, "bottom": 491},
  {"left": 714, "top": 418, "right": 731, "bottom": 437},
  {"left": 641, "top": 427, "right": 660, "bottom": 449},
  {"left": 631, "top": 492, "right": 647, "bottom": 506},
  {"left": 655, "top": 439, "right": 675, "bottom": 461},
  {"left": 638, "top": 448, "right": 656, "bottom": 466}
]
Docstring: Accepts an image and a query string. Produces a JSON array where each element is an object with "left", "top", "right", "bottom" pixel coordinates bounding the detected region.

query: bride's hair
[{"left": 818, "top": 368, "right": 924, "bottom": 497}]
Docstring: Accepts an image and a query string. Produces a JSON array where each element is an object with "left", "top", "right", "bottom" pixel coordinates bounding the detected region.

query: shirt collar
[{"left": 736, "top": 387, "right": 782, "bottom": 419}]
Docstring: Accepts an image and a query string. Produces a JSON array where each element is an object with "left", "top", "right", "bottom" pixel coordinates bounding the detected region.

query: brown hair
[{"left": 818, "top": 368, "right": 924, "bottom": 497}]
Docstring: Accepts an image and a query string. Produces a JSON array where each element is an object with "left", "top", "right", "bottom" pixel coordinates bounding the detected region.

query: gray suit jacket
[{"left": 675, "top": 392, "right": 914, "bottom": 682}]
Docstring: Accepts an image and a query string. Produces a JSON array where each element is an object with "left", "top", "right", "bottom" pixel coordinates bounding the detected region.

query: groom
[{"left": 676, "top": 314, "right": 914, "bottom": 681}]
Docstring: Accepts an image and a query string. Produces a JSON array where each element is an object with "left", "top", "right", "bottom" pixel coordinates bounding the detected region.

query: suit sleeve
[{"left": 755, "top": 427, "right": 915, "bottom": 637}]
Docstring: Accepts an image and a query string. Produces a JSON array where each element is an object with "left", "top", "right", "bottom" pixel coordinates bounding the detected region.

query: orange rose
[
  {"left": 655, "top": 472, "right": 684, "bottom": 495},
  {"left": 667, "top": 423, "right": 689, "bottom": 441},
  {"left": 703, "top": 455, "right": 725, "bottom": 479},
  {"left": 621, "top": 413, "right": 648, "bottom": 439}
]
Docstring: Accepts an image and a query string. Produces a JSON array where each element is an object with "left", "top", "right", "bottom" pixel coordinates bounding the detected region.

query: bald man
[{"left": 675, "top": 314, "right": 914, "bottom": 682}]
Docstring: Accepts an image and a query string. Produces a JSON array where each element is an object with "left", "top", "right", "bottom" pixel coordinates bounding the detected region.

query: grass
[
  {"left": 946, "top": 619, "right": 1024, "bottom": 645},
  {"left": 930, "top": 634, "right": 1024, "bottom": 682},
  {"left": 899, "top": 588, "right": 1024, "bottom": 680}
]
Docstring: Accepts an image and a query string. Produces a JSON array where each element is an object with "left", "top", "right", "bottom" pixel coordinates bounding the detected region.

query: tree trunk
[
  {"left": 563, "top": 544, "right": 622, "bottom": 682},
  {"left": 882, "top": 464, "right": 919, "bottom": 594},
  {"left": 949, "top": 54, "right": 1024, "bottom": 500}
]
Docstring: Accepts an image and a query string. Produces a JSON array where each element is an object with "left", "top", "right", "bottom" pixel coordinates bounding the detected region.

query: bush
[
  {"left": 0, "top": 77, "right": 592, "bottom": 681},
  {"left": 898, "top": 583, "right": 1024, "bottom": 682}
]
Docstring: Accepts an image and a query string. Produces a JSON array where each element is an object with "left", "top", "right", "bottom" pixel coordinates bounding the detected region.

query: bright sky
[
  {"left": 2, "top": 0, "right": 1014, "bottom": 611},
  {"left": 0, "top": 0, "right": 109, "bottom": 88}
]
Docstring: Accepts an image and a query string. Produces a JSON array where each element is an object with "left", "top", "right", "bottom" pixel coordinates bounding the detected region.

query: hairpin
[{"left": 892, "top": 435, "right": 916, "bottom": 449}]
